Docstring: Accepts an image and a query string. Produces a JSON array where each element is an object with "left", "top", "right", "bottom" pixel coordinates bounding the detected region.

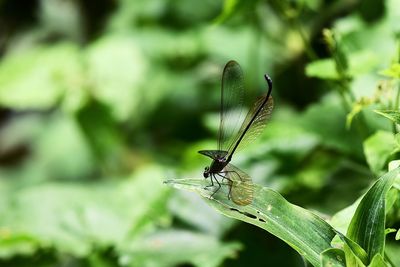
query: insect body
[{"left": 199, "top": 60, "right": 274, "bottom": 206}]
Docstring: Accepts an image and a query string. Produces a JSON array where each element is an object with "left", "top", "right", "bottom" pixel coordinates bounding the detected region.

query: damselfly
[{"left": 199, "top": 60, "right": 274, "bottom": 205}]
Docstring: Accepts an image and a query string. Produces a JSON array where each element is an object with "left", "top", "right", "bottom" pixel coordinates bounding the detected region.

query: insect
[{"left": 198, "top": 60, "right": 274, "bottom": 205}]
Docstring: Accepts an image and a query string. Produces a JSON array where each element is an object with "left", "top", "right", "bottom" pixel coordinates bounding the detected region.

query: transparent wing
[
  {"left": 225, "top": 163, "right": 254, "bottom": 206},
  {"left": 198, "top": 150, "right": 228, "bottom": 160},
  {"left": 218, "top": 61, "right": 247, "bottom": 152},
  {"left": 226, "top": 94, "right": 274, "bottom": 156}
]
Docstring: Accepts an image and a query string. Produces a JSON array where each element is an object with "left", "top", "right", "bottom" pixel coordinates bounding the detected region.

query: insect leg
[
  {"left": 204, "top": 173, "right": 215, "bottom": 189},
  {"left": 210, "top": 174, "right": 221, "bottom": 197},
  {"left": 215, "top": 172, "right": 233, "bottom": 200}
]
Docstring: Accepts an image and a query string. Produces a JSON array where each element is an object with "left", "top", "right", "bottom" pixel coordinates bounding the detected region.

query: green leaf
[
  {"left": 168, "top": 191, "right": 233, "bottom": 236},
  {"left": 321, "top": 248, "right": 346, "bottom": 267},
  {"left": 165, "top": 179, "right": 338, "bottom": 267},
  {"left": 363, "top": 131, "right": 397, "bottom": 174},
  {"left": 346, "top": 168, "right": 400, "bottom": 262},
  {"left": 305, "top": 52, "right": 378, "bottom": 80},
  {"left": 0, "top": 166, "right": 170, "bottom": 258},
  {"left": 385, "top": 242, "right": 400, "bottom": 266},
  {"left": 301, "top": 96, "right": 363, "bottom": 157},
  {"left": 374, "top": 110, "right": 400, "bottom": 125},
  {"left": 379, "top": 63, "right": 400, "bottom": 78},
  {"left": 341, "top": 233, "right": 368, "bottom": 266},
  {"left": 118, "top": 230, "right": 241, "bottom": 267},
  {"left": 0, "top": 43, "right": 82, "bottom": 109},
  {"left": 85, "top": 35, "right": 148, "bottom": 121},
  {"left": 368, "top": 254, "right": 389, "bottom": 267},
  {"left": 305, "top": 58, "right": 338, "bottom": 79}
]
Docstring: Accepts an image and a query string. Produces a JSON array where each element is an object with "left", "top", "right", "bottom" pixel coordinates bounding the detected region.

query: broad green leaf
[
  {"left": 118, "top": 230, "right": 241, "bottom": 267},
  {"left": 389, "top": 159, "right": 400, "bottom": 171},
  {"left": 368, "top": 254, "right": 388, "bottom": 267},
  {"left": 85, "top": 35, "right": 148, "bottom": 121},
  {"left": 165, "top": 178, "right": 338, "bottom": 267},
  {"left": 346, "top": 168, "right": 400, "bottom": 262},
  {"left": 305, "top": 58, "right": 338, "bottom": 79},
  {"left": 168, "top": 191, "right": 233, "bottom": 237},
  {"left": 330, "top": 199, "right": 361, "bottom": 234},
  {"left": 0, "top": 43, "right": 82, "bottom": 109},
  {"left": 396, "top": 229, "right": 400, "bottom": 240},
  {"left": 0, "top": 166, "right": 170, "bottom": 258},
  {"left": 374, "top": 110, "right": 400, "bottom": 125},
  {"left": 379, "top": 63, "right": 400, "bottom": 78},
  {"left": 363, "top": 131, "right": 397, "bottom": 174},
  {"left": 75, "top": 99, "right": 125, "bottom": 172},
  {"left": 321, "top": 248, "right": 346, "bottom": 267},
  {"left": 385, "top": 242, "right": 400, "bottom": 266},
  {"left": 301, "top": 96, "right": 363, "bottom": 157},
  {"left": 0, "top": 113, "right": 94, "bottom": 182},
  {"left": 306, "top": 52, "right": 378, "bottom": 80}
]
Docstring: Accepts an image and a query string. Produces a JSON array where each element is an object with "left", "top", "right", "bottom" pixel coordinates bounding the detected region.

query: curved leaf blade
[
  {"left": 321, "top": 248, "right": 346, "bottom": 267},
  {"left": 346, "top": 168, "right": 400, "bottom": 262},
  {"left": 165, "top": 178, "right": 338, "bottom": 267}
]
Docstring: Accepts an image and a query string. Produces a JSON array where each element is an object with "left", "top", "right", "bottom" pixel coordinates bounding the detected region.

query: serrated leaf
[
  {"left": 346, "top": 168, "right": 399, "bottom": 262},
  {"left": 165, "top": 178, "right": 338, "bottom": 267},
  {"left": 374, "top": 110, "right": 400, "bottom": 125}
]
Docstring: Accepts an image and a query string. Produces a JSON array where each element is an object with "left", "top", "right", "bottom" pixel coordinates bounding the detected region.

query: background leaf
[
  {"left": 374, "top": 110, "right": 400, "bottom": 125},
  {"left": 346, "top": 168, "right": 399, "bottom": 262},
  {"left": 363, "top": 131, "right": 398, "bottom": 175}
]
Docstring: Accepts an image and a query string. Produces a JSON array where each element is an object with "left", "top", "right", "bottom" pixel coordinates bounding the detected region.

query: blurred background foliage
[{"left": 0, "top": 0, "right": 400, "bottom": 266}]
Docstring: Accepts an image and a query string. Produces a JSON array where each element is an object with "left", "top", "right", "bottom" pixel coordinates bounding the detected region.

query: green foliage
[
  {"left": 346, "top": 168, "right": 398, "bottom": 263},
  {"left": 374, "top": 110, "right": 400, "bottom": 125},
  {"left": 166, "top": 167, "right": 400, "bottom": 267},
  {"left": 363, "top": 131, "right": 398, "bottom": 175},
  {"left": 166, "top": 179, "right": 337, "bottom": 267},
  {"left": 1, "top": 0, "right": 400, "bottom": 266}
]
